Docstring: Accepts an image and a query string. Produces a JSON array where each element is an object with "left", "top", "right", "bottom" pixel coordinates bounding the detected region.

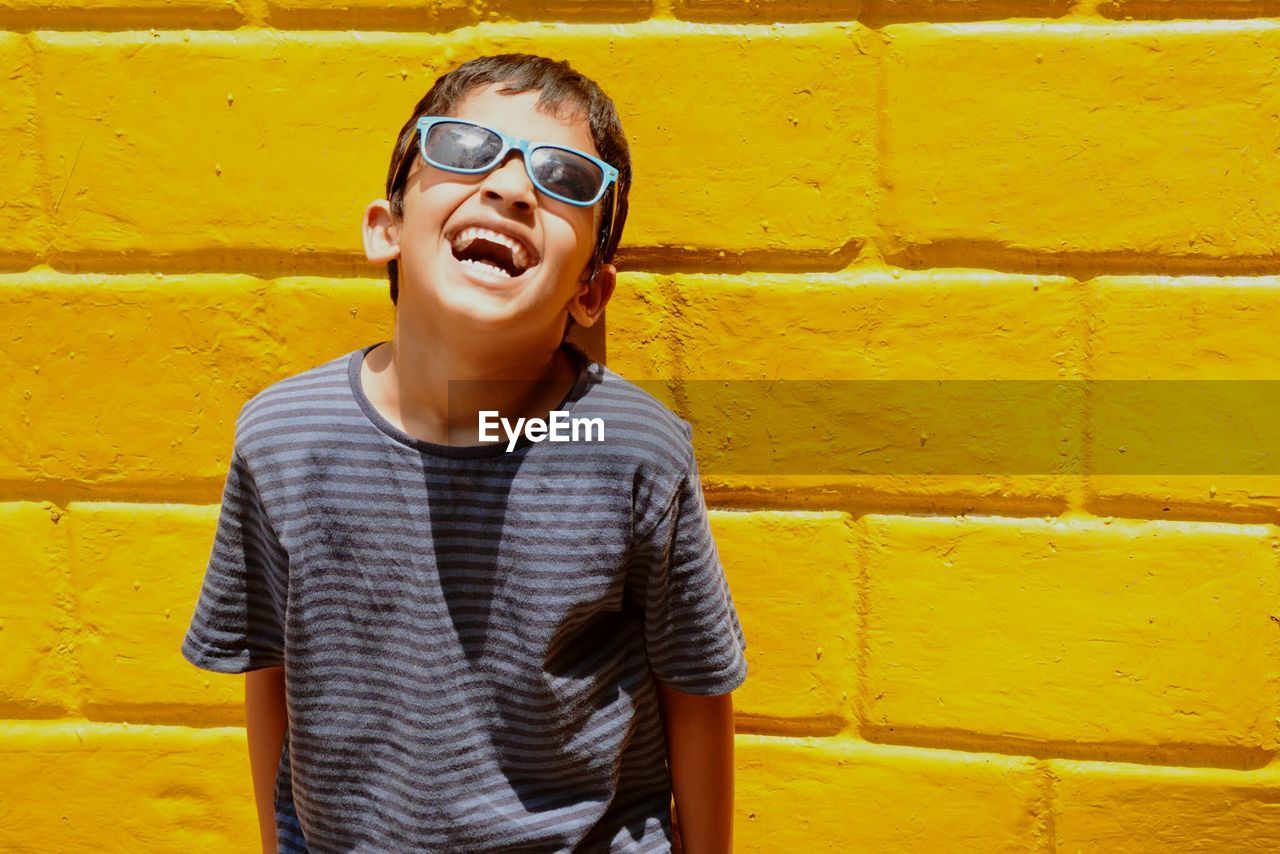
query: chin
[
  {"left": 429, "top": 285, "right": 519, "bottom": 327},
  {"left": 417, "top": 266, "right": 541, "bottom": 333}
]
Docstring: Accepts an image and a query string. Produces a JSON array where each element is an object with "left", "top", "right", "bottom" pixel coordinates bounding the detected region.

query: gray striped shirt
[{"left": 181, "top": 341, "right": 749, "bottom": 852}]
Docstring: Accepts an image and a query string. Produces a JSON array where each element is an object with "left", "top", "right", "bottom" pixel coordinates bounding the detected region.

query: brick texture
[{"left": 6, "top": 4, "right": 1280, "bottom": 852}]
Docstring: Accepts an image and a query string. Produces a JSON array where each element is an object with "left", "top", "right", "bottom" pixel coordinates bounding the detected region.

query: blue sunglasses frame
[{"left": 415, "top": 116, "right": 619, "bottom": 207}]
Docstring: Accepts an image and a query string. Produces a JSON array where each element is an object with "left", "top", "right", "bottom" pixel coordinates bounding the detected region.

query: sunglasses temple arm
[{"left": 589, "top": 183, "right": 618, "bottom": 282}]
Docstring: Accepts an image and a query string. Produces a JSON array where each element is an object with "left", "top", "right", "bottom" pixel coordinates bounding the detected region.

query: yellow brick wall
[{"left": 4, "top": 0, "right": 1280, "bottom": 850}]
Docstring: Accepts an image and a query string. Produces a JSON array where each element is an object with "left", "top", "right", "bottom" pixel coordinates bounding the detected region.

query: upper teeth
[{"left": 450, "top": 227, "right": 532, "bottom": 271}]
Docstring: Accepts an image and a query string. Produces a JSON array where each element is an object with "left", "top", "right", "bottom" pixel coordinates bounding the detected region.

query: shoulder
[
  {"left": 574, "top": 366, "right": 715, "bottom": 543},
  {"left": 575, "top": 363, "right": 695, "bottom": 475},
  {"left": 234, "top": 348, "right": 355, "bottom": 461},
  {"left": 569, "top": 363, "right": 700, "bottom": 539}
]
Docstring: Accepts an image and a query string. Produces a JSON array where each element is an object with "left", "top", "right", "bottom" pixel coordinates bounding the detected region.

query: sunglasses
[
  {"left": 414, "top": 116, "right": 619, "bottom": 207},
  {"left": 405, "top": 115, "right": 620, "bottom": 280}
]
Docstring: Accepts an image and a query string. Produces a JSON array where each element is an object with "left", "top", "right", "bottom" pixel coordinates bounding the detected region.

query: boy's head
[{"left": 364, "top": 54, "right": 631, "bottom": 342}]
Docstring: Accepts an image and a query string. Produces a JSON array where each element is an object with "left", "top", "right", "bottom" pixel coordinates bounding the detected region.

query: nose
[{"left": 478, "top": 151, "right": 537, "bottom": 212}]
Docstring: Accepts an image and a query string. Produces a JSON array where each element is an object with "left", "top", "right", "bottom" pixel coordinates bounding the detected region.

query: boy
[{"left": 181, "top": 53, "right": 748, "bottom": 853}]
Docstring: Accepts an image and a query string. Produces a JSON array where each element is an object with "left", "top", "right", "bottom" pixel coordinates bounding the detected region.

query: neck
[{"left": 366, "top": 311, "right": 580, "bottom": 446}]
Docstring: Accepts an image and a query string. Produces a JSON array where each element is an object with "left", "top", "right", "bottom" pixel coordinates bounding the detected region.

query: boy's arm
[
  {"left": 245, "top": 666, "right": 288, "bottom": 854},
  {"left": 656, "top": 681, "right": 736, "bottom": 854}
]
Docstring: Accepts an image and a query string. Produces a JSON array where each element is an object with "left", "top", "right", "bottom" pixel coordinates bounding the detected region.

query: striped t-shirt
[{"left": 180, "top": 340, "right": 749, "bottom": 853}]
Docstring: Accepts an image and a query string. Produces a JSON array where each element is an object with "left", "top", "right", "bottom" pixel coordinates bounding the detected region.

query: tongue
[{"left": 453, "top": 237, "right": 519, "bottom": 276}]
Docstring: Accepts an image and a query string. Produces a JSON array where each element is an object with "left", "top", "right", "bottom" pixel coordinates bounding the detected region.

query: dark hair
[{"left": 381, "top": 53, "right": 632, "bottom": 308}]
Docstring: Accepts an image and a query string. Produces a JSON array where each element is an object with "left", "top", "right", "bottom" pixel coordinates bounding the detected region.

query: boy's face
[{"left": 367, "top": 83, "right": 616, "bottom": 341}]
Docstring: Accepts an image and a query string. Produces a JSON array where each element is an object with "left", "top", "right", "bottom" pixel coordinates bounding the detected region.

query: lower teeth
[{"left": 459, "top": 258, "right": 512, "bottom": 278}]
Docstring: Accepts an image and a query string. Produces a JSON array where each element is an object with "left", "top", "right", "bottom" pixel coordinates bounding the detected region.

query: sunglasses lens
[
  {"left": 423, "top": 122, "right": 502, "bottom": 170},
  {"left": 530, "top": 147, "right": 604, "bottom": 203}
]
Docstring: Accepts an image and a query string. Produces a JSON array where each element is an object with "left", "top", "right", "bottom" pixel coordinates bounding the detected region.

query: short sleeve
[
  {"left": 181, "top": 445, "right": 289, "bottom": 673},
  {"left": 627, "top": 455, "right": 748, "bottom": 696}
]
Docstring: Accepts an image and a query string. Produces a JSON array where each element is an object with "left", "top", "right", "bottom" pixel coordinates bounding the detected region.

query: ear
[
  {"left": 567, "top": 262, "right": 617, "bottom": 329},
  {"left": 363, "top": 199, "right": 401, "bottom": 264}
]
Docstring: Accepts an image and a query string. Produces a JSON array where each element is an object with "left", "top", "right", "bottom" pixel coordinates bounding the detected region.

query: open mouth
[{"left": 447, "top": 226, "right": 538, "bottom": 282}]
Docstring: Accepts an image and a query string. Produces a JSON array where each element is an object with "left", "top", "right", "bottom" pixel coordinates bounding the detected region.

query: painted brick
[
  {"left": 1051, "top": 758, "right": 1280, "bottom": 852},
  {"left": 0, "top": 721, "right": 256, "bottom": 852},
  {"left": 35, "top": 23, "right": 875, "bottom": 260},
  {"left": 260, "top": 276, "right": 395, "bottom": 378},
  {"left": 736, "top": 735, "right": 1043, "bottom": 852},
  {"left": 676, "top": 0, "right": 1073, "bottom": 22},
  {"left": 862, "top": 514, "right": 1280, "bottom": 752},
  {"left": 669, "top": 270, "right": 1084, "bottom": 507},
  {"left": 882, "top": 22, "right": 1280, "bottom": 259},
  {"left": 709, "top": 511, "right": 857, "bottom": 727},
  {"left": 0, "top": 271, "right": 667, "bottom": 486},
  {"left": 674, "top": 0, "right": 864, "bottom": 21},
  {"left": 1098, "top": 0, "right": 1280, "bottom": 20},
  {"left": 1084, "top": 276, "right": 1280, "bottom": 517},
  {"left": 0, "top": 33, "right": 41, "bottom": 261},
  {"left": 1086, "top": 277, "right": 1280, "bottom": 381},
  {"left": 0, "top": 0, "right": 244, "bottom": 27},
  {"left": 0, "top": 503, "right": 76, "bottom": 714},
  {"left": 35, "top": 30, "right": 399, "bottom": 263},
  {"left": 265, "top": 0, "right": 653, "bottom": 28},
  {"left": 672, "top": 271, "right": 1082, "bottom": 380},
  {"left": 70, "top": 502, "right": 246, "bottom": 719},
  {"left": 601, "top": 272, "right": 675, "bottom": 378},
  {"left": 0, "top": 271, "right": 282, "bottom": 486}
]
